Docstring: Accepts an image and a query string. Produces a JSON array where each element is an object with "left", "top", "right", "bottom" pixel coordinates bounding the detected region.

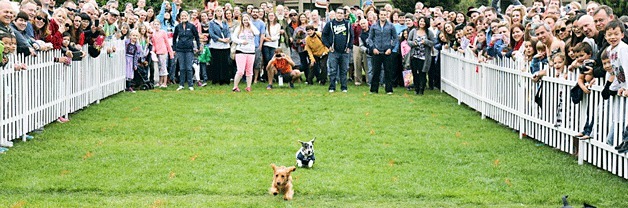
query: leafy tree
[{"left": 597, "top": 0, "right": 627, "bottom": 16}]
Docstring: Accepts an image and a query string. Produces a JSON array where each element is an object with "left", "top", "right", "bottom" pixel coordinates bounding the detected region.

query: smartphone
[
  {"left": 493, "top": 34, "right": 502, "bottom": 40},
  {"left": 71, "top": 51, "right": 83, "bottom": 61}
]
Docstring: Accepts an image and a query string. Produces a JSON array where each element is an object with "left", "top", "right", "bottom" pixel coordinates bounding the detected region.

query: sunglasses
[
  {"left": 554, "top": 27, "right": 566, "bottom": 33},
  {"left": 36, "top": 16, "right": 47, "bottom": 21},
  {"left": 66, "top": 7, "right": 79, "bottom": 13}
]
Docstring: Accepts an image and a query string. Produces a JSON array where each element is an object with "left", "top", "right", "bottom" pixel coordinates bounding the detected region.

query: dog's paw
[{"left": 307, "top": 161, "right": 314, "bottom": 168}]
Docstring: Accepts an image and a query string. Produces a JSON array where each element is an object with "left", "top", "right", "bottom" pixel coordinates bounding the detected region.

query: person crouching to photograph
[{"left": 266, "top": 48, "right": 302, "bottom": 89}]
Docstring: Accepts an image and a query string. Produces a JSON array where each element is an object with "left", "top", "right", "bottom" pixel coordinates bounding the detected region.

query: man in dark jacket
[
  {"left": 367, "top": 9, "right": 398, "bottom": 94},
  {"left": 173, "top": 11, "right": 200, "bottom": 91},
  {"left": 322, "top": 7, "right": 353, "bottom": 93}
]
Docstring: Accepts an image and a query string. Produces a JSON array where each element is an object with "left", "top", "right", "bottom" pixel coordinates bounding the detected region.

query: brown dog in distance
[{"left": 270, "top": 164, "right": 296, "bottom": 200}]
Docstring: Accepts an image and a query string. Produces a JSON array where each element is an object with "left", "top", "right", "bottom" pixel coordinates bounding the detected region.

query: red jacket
[{"left": 45, "top": 19, "right": 63, "bottom": 49}]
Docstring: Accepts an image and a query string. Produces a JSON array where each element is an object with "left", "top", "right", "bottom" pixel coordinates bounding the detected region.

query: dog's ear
[
  {"left": 271, "top": 163, "right": 277, "bottom": 171},
  {"left": 311, "top": 137, "right": 316, "bottom": 143},
  {"left": 287, "top": 166, "right": 296, "bottom": 173},
  {"left": 298, "top": 140, "right": 305, "bottom": 145}
]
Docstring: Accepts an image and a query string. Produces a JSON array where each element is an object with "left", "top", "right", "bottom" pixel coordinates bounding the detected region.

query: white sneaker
[
  {"left": 189, "top": 87, "right": 194, "bottom": 91},
  {"left": 201, "top": 83, "right": 207, "bottom": 87},
  {"left": 342, "top": 90, "right": 347, "bottom": 93},
  {"left": 0, "top": 140, "right": 14, "bottom": 147},
  {"left": 329, "top": 90, "right": 335, "bottom": 93},
  {"left": 176, "top": 86, "right": 184, "bottom": 91},
  {"left": 386, "top": 92, "right": 393, "bottom": 95}
]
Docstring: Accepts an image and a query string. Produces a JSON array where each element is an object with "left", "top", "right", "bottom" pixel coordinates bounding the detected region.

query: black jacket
[{"left": 173, "top": 22, "right": 200, "bottom": 52}]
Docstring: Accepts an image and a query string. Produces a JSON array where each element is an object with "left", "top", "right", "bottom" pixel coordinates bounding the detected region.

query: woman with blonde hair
[{"left": 231, "top": 14, "right": 260, "bottom": 92}]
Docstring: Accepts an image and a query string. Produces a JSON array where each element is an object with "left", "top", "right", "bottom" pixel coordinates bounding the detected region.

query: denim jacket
[
  {"left": 366, "top": 21, "right": 398, "bottom": 55},
  {"left": 208, "top": 20, "right": 231, "bottom": 49}
]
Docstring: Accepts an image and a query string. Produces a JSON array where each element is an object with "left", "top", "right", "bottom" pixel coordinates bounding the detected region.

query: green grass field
[{"left": 1, "top": 84, "right": 627, "bottom": 207}]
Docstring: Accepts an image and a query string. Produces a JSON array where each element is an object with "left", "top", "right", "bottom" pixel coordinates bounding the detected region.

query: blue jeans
[
  {"left": 168, "top": 56, "right": 177, "bottom": 82},
  {"left": 177, "top": 51, "right": 195, "bottom": 87},
  {"left": 262, "top": 46, "right": 276, "bottom": 69},
  {"left": 327, "top": 51, "right": 350, "bottom": 91},
  {"left": 200, "top": 62, "right": 208, "bottom": 82}
]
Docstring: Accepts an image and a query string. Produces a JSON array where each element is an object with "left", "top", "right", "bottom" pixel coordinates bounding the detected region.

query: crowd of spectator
[{"left": 1, "top": 0, "right": 628, "bottom": 153}]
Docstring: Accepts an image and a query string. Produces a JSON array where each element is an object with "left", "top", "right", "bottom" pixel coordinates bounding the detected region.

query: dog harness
[{"left": 297, "top": 151, "right": 315, "bottom": 163}]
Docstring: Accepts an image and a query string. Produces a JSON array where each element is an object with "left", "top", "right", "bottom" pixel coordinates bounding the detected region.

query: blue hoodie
[{"left": 322, "top": 19, "right": 353, "bottom": 53}]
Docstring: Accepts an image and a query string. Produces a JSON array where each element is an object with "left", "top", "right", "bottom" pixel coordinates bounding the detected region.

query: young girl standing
[
  {"left": 125, "top": 30, "right": 143, "bottom": 92},
  {"left": 151, "top": 21, "right": 174, "bottom": 88},
  {"left": 231, "top": 14, "right": 259, "bottom": 92}
]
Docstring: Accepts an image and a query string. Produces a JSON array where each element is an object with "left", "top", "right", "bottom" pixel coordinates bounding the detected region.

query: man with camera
[{"left": 266, "top": 48, "right": 302, "bottom": 89}]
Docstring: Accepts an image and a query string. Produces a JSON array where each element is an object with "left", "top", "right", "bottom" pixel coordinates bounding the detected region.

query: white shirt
[
  {"left": 609, "top": 41, "right": 628, "bottom": 91},
  {"left": 262, "top": 23, "right": 281, "bottom": 48}
]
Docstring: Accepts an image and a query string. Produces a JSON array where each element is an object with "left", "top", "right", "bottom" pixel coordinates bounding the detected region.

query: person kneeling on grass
[{"left": 266, "top": 48, "right": 301, "bottom": 89}]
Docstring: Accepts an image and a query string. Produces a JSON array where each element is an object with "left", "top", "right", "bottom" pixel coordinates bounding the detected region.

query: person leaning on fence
[
  {"left": 0, "top": 33, "right": 21, "bottom": 70},
  {"left": 571, "top": 43, "right": 596, "bottom": 94},
  {"left": 602, "top": 20, "right": 628, "bottom": 152},
  {"left": 266, "top": 48, "right": 301, "bottom": 89}
]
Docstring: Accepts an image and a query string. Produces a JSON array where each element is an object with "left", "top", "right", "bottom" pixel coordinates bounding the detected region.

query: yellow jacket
[{"left": 305, "top": 32, "right": 329, "bottom": 61}]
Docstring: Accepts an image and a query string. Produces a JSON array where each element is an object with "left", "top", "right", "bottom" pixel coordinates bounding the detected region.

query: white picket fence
[
  {"left": 441, "top": 49, "right": 628, "bottom": 179},
  {"left": 1, "top": 40, "right": 126, "bottom": 144}
]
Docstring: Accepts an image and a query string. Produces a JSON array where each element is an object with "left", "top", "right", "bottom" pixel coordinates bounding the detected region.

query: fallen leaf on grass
[
  {"left": 60, "top": 170, "right": 70, "bottom": 176},
  {"left": 455, "top": 132, "right": 461, "bottom": 138},
  {"left": 131, "top": 107, "right": 140, "bottom": 111},
  {"left": 370, "top": 129, "right": 375, "bottom": 135},
  {"left": 97, "top": 141, "right": 103, "bottom": 146},
  {"left": 505, "top": 178, "right": 512, "bottom": 187},
  {"left": 169, "top": 171, "right": 176, "bottom": 179},
  {"left": 151, "top": 199, "right": 165, "bottom": 208},
  {"left": 10, "top": 200, "right": 26, "bottom": 208},
  {"left": 296, "top": 128, "right": 301, "bottom": 133},
  {"left": 190, "top": 154, "right": 199, "bottom": 161},
  {"left": 493, "top": 159, "right": 500, "bottom": 167},
  {"left": 392, "top": 176, "right": 398, "bottom": 182},
  {"left": 388, "top": 160, "right": 395, "bottom": 167},
  {"left": 192, "top": 126, "right": 202, "bottom": 132},
  {"left": 461, "top": 142, "right": 469, "bottom": 146},
  {"left": 82, "top": 151, "right": 93, "bottom": 160},
  {"left": 365, "top": 112, "right": 370, "bottom": 116}
]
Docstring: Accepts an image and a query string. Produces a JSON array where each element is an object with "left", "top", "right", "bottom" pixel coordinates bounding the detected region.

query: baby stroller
[{"left": 133, "top": 60, "right": 154, "bottom": 90}]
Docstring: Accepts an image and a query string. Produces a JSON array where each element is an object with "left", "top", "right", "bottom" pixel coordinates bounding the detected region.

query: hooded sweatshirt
[{"left": 322, "top": 19, "right": 352, "bottom": 53}]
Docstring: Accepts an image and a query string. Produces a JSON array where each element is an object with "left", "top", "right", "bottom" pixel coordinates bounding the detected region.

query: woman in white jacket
[
  {"left": 231, "top": 14, "right": 260, "bottom": 92},
  {"left": 262, "top": 12, "right": 281, "bottom": 84}
]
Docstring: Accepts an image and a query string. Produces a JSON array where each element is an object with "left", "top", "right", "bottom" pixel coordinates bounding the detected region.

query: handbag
[{"left": 402, "top": 70, "right": 413, "bottom": 87}]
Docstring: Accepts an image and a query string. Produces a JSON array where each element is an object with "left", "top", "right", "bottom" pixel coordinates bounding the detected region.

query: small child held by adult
[{"left": 568, "top": 42, "right": 596, "bottom": 94}]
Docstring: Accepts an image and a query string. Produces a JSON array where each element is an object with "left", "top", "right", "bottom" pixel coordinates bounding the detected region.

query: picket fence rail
[
  {"left": 1, "top": 40, "right": 126, "bottom": 145},
  {"left": 440, "top": 49, "right": 628, "bottom": 179}
]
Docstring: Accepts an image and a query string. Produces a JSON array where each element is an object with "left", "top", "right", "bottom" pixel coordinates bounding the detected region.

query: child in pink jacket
[{"left": 151, "top": 20, "right": 174, "bottom": 88}]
